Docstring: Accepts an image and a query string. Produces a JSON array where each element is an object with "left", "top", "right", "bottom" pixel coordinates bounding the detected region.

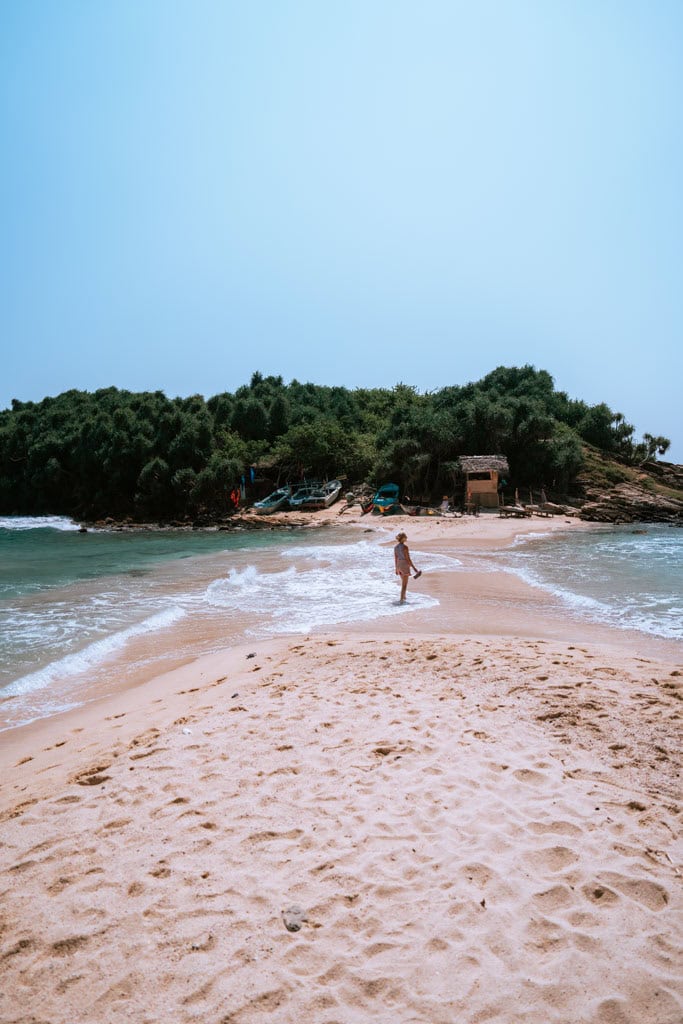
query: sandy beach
[{"left": 1, "top": 513, "right": 681, "bottom": 1024}]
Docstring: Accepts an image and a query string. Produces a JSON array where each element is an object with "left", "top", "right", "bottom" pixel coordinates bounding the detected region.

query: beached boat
[
  {"left": 288, "top": 483, "right": 320, "bottom": 509},
  {"left": 371, "top": 482, "right": 401, "bottom": 514},
  {"left": 302, "top": 480, "right": 343, "bottom": 511},
  {"left": 253, "top": 486, "right": 291, "bottom": 514}
]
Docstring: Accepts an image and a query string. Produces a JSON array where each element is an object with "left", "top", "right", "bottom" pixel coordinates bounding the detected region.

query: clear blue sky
[{"left": 2, "top": 1, "right": 681, "bottom": 461}]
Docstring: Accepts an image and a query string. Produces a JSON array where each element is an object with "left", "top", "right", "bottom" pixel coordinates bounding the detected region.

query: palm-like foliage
[{"left": 0, "top": 366, "right": 670, "bottom": 518}]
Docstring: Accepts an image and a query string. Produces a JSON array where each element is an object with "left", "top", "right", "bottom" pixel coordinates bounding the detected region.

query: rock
[
  {"left": 641, "top": 459, "right": 683, "bottom": 490},
  {"left": 282, "top": 905, "right": 307, "bottom": 932},
  {"left": 579, "top": 481, "right": 683, "bottom": 524}
]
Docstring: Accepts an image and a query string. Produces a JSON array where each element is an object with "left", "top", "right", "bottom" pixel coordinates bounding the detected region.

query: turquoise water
[
  {"left": 1, "top": 517, "right": 681, "bottom": 731},
  {"left": 497, "top": 524, "right": 683, "bottom": 642},
  {"left": 0, "top": 516, "right": 309, "bottom": 599},
  {"left": 0, "top": 517, "right": 451, "bottom": 730}
]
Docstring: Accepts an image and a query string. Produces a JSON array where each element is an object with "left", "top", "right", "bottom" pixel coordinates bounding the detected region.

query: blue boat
[
  {"left": 288, "top": 482, "right": 320, "bottom": 509},
  {"left": 253, "top": 486, "right": 291, "bottom": 514},
  {"left": 372, "top": 482, "right": 401, "bottom": 514}
]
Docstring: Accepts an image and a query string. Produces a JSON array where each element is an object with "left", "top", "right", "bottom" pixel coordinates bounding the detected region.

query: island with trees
[{"left": 0, "top": 365, "right": 680, "bottom": 525}]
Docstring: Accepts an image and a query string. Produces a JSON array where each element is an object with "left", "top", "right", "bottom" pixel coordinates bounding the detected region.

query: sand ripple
[{"left": 1, "top": 635, "right": 681, "bottom": 1023}]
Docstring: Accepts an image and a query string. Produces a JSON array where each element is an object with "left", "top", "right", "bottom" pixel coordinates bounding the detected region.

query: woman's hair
[{"left": 396, "top": 532, "right": 407, "bottom": 542}]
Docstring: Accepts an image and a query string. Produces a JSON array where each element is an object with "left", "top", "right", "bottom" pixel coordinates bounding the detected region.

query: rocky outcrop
[
  {"left": 579, "top": 481, "right": 683, "bottom": 524},
  {"left": 640, "top": 459, "right": 683, "bottom": 490}
]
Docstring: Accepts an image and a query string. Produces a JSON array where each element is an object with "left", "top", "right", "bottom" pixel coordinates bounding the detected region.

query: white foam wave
[
  {"left": 205, "top": 539, "right": 460, "bottom": 633},
  {"left": 3, "top": 605, "right": 187, "bottom": 698},
  {"left": 281, "top": 539, "right": 461, "bottom": 572},
  {"left": 505, "top": 564, "right": 610, "bottom": 613},
  {"left": 0, "top": 515, "right": 80, "bottom": 532},
  {"left": 509, "top": 530, "right": 560, "bottom": 547},
  {"left": 502, "top": 564, "right": 683, "bottom": 640}
]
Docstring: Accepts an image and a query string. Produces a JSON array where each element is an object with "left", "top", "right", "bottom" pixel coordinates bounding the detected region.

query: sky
[{"left": 1, "top": 0, "right": 681, "bottom": 461}]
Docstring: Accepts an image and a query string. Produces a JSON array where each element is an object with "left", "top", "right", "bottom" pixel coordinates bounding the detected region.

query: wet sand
[{"left": 1, "top": 513, "right": 681, "bottom": 1023}]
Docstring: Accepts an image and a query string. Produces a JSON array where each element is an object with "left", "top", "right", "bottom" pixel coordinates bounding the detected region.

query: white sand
[{"left": 1, "top": 514, "right": 681, "bottom": 1023}]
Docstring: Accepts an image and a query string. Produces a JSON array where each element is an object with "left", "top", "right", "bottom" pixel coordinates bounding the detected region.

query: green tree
[
  {"left": 268, "top": 394, "right": 291, "bottom": 439},
  {"left": 135, "top": 458, "right": 172, "bottom": 518},
  {"left": 231, "top": 398, "right": 269, "bottom": 441}
]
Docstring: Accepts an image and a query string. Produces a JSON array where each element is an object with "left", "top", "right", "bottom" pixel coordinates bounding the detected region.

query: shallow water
[
  {"left": 496, "top": 524, "right": 683, "bottom": 642},
  {"left": 0, "top": 518, "right": 456, "bottom": 729},
  {"left": 2, "top": 517, "right": 681, "bottom": 731}
]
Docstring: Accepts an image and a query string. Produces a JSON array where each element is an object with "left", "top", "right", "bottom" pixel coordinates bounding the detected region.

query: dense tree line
[{"left": 0, "top": 366, "right": 670, "bottom": 520}]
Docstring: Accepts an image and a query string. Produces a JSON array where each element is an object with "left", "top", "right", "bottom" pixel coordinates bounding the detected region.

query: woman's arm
[{"left": 404, "top": 544, "right": 417, "bottom": 571}]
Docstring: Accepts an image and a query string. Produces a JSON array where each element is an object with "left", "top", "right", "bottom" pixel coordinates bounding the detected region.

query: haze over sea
[{"left": 1, "top": 517, "right": 681, "bottom": 732}]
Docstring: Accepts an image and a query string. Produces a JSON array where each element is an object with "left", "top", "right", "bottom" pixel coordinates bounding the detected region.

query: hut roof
[{"left": 459, "top": 455, "right": 509, "bottom": 474}]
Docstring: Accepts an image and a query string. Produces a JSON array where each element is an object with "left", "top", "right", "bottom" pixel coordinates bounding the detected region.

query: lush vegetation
[{"left": 0, "top": 366, "right": 671, "bottom": 520}]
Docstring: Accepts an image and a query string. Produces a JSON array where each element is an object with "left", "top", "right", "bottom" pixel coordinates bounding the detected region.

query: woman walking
[{"left": 394, "top": 531, "right": 421, "bottom": 603}]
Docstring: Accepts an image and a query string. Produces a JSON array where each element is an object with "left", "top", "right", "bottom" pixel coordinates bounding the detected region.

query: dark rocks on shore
[{"left": 579, "top": 481, "right": 683, "bottom": 525}]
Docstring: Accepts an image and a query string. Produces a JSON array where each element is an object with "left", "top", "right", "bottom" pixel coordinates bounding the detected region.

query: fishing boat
[
  {"left": 302, "top": 479, "right": 343, "bottom": 510},
  {"left": 371, "top": 482, "right": 401, "bottom": 514},
  {"left": 253, "top": 486, "right": 291, "bottom": 514},
  {"left": 288, "top": 482, "right": 320, "bottom": 509}
]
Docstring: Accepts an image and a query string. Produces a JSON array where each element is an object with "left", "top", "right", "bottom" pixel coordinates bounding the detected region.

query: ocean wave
[
  {"left": 497, "top": 525, "right": 683, "bottom": 641},
  {"left": 2, "top": 604, "right": 187, "bottom": 698},
  {"left": 281, "top": 538, "right": 461, "bottom": 571},
  {"left": 205, "top": 539, "right": 459, "bottom": 633},
  {"left": 0, "top": 515, "right": 81, "bottom": 532},
  {"left": 501, "top": 564, "right": 683, "bottom": 641}
]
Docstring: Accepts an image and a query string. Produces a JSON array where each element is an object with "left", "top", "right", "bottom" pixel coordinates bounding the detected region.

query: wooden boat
[
  {"left": 371, "top": 482, "right": 401, "bottom": 514},
  {"left": 253, "top": 486, "right": 291, "bottom": 514},
  {"left": 288, "top": 483, "right": 320, "bottom": 509},
  {"left": 302, "top": 480, "right": 343, "bottom": 510}
]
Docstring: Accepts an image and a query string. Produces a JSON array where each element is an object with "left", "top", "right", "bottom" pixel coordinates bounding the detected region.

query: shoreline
[
  {"left": 1, "top": 513, "right": 682, "bottom": 1022},
  {"left": 2, "top": 513, "right": 680, "bottom": 738}
]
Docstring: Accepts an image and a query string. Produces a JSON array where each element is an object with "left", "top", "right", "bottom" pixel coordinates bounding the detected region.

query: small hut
[{"left": 459, "top": 455, "right": 509, "bottom": 509}]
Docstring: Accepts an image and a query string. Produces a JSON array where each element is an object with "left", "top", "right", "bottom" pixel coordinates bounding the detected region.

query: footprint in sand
[
  {"left": 528, "top": 819, "right": 583, "bottom": 838},
  {"left": 71, "top": 764, "right": 111, "bottom": 786},
  {"left": 461, "top": 862, "right": 496, "bottom": 887},
  {"left": 526, "top": 846, "right": 579, "bottom": 873},
  {"left": 582, "top": 883, "right": 621, "bottom": 907},
  {"left": 533, "top": 884, "right": 575, "bottom": 912},
  {"left": 513, "top": 768, "right": 549, "bottom": 786},
  {"left": 612, "top": 876, "right": 670, "bottom": 911},
  {"left": 47, "top": 876, "right": 75, "bottom": 895},
  {"left": 8, "top": 860, "right": 37, "bottom": 874},
  {"left": 2, "top": 938, "right": 34, "bottom": 959},
  {"left": 51, "top": 935, "right": 90, "bottom": 956},
  {"left": 595, "top": 988, "right": 683, "bottom": 1024}
]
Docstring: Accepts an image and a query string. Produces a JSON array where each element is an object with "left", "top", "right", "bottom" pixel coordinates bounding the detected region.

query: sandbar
[{"left": 1, "top": 512, "right": 681, "bottom": 1023}]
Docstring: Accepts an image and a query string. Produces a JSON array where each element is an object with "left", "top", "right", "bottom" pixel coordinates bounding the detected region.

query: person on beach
[{"left": 394, "top": 531, "right": 420, "bottom": 603}]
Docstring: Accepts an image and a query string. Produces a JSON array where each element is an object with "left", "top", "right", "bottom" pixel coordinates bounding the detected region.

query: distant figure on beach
[{"left": 394, "top": 531, "right": 420, "bottom": 604}]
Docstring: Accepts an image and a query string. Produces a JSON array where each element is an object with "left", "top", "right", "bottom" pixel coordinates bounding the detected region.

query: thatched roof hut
[
  {"left": 458, "top": 455, "right": 509, "bottom": 475},
  {"left": 458, "top": 455, "right": 509, "bottom": 508}
]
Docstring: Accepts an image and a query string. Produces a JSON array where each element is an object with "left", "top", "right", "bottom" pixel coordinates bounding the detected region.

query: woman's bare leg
[{"left": 400, "top": 573, "right": 409, "bottom": 602}]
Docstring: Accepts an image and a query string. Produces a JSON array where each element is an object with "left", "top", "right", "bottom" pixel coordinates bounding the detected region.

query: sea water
[
  {"left": 0, "top": 518, "right": 454, "bottom": 730},
  {"left": 497, "top": 524, "right": 683, "bottom": 642},
  {"left": 1, "top": 517, "right": 681, "bottom": 732}
]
